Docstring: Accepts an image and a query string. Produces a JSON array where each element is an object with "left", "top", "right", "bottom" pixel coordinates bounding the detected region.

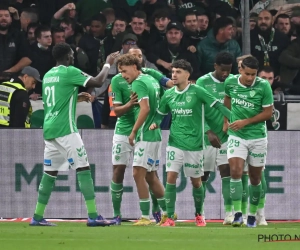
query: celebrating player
[
  {"left": 224, "top": 56, "right": 273, "bottom": 227},
  {"left": 150, "top": 59, "right": 231, "bottom": 227},
  {"left": 30, "top": 43, "right": 119, "bottom": 227},
  {"left": 196, "top": 52, "right": 234, "bottom": 225},
  {"left": 116, "top": 54, "right": 166, "bottom": 226},
  {"left": 110, "top": 47, "right": 173, "bottom": 225}
]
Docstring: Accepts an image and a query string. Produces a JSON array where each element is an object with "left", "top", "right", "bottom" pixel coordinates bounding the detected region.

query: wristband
[{"left": 103, "top": 63, "right": 111, "bottom": 69}]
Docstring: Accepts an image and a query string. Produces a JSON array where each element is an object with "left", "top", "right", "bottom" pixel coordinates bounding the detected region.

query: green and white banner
[
  {"left": 30, "top": 100, "right": 95, "bottom": 128},
  {"left": 0, "top": 130, "right": 297, "bottom": 219}
]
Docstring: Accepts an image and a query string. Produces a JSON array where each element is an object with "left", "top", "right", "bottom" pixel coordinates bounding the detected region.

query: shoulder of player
[
  {"left": 111, "top": 73, "right": 125, "bottom": 84},
  {"left": 255, "top": 76, "right": 270, "bottom": 87},
  {"left": 224, "top": 74, "right": 239, "bottom": 86}
]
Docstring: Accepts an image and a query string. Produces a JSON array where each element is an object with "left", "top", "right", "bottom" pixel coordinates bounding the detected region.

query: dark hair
[
  {"left": 91, "top": 13, "right": 107, "bottom": 25},
  {"left": 114, "top": 16, "right": 127, "bottom": 24},
  {"left": 116, "top": 54, "right": 142, "bottom": 70},
  {"left": 215, "top": 52, "right": 234, "bottom": 65},
  {"left": 171, "top": 59, "right": 193, "bottom": 74},
  {"left": 258, "top": 66, "right": 274, "bottom": 75},
  {"left": 27, "top": 22, "right": 39, "bottom": 32},
  {"left": 51, "top": 26, "right": 65, "bottom": 35},
  {"left": 241, "top": 56, "right": 259, "bottom": 70},
  {"left": 274, "top": 14, "right": 290, "bottom": 25},
  {"left": 52, "top": 43, "right": 71, "bottom": 61},
  {"left": 152, "top": 8, "right": 170, "bottom": 21},
  {"left": 213, "top": 17, "right": 233, "bottom": 37},
  {"left": 0, "top": 4, "right": 9, "bottom": 12},
  {"left": 132, "top": 11, "right": 147, "bottom": 22},
  {"left": 34, "top": 25, "right": 51, "bottom": 39},
  {"left": 183, "top": 11, "right": 197, "bottom": 22},
  {"left": 60, "top": 18, "right": 75, "bottom": 31}
]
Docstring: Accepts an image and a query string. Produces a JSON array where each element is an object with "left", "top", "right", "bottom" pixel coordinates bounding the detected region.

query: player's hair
[
  {"left": 116, "top": 54, "right": 142, "bottom": 70},
  {"left": 132, "top": 11, "right": 147, "bottom": 23},
  {"left": 114, "top": 16, "right": 128, "bottom": 24},
  {"left": 215, "top": 52, "right": 234, "bottom": 66},
  {"left": 34, "top": 25, "right": 51, "bottom": 39},
  {"left": 241, "top": 56, "right": 259, "bottom": 70},
  {"left": 129, "top": 45, "right": 142, "bottom": 51},
  {"left": 213, "top": 17, "right": 233, "bottom": 37},
  {"left": 258, "top": 66, "right": 274, "bottom": 75},
  {"left": 171, "top": 59, "right": 193, "bottom": 74},
  {"left": 91, "top": 13, "right": 107, "bottom": 25},
  {"left": 52, "top": 42, "right": 71, "bottom": 61},
  {"left": 22, "top": 8, "right": 39, "bottom": 23},
  {"left": 274, "top": 14, "right": 290, "bottom": 25}
]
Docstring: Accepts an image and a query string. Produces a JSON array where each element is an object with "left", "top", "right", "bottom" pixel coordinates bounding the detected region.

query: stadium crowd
[{"left": 1, "top": 0, "right": 300, "bottom": 129}]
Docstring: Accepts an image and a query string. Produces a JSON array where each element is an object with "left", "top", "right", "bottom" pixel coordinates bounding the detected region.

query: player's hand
[
  {"left": 29, "top": 93, "right": 41, "bottom": 101},
  {"left": 129, "top": 92, "right": 138, "bottom": 106},
  {"left": 229, "top": 120, "right": 248, "bottom": 131},
  {"left": 223, "top": 120, "right": 229, "bottom": 133},
  {"left": 207, "top": 130, "right": 221, "bottom": 148},
  {"left": 78, "top": 92, "right": 92, "bottom": 102},
  {"left": 106, "top": 51, "right": 120, "bottom": 65},
  {"left": 149, "top": 123, "right": 158, "bottom": 130},
  {"left": 129, "top": 132, "right": 136, "bottom": 146}
]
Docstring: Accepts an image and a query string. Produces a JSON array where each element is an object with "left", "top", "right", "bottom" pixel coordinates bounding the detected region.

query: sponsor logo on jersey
[
  {"left": 175, "top": 101, "right": 185, "bottom": 106},
  {"left": 44, "top": 159, "right": 51, "bottom": 166},
  {"left": 45, "top": 111, "right": 59, "bottom": 120},
  {"left": 172, "top": 108, "right": 193, "bottom": 115},
  {"left": 68, "top": 158, "right": 74, "bottom": 165},
  {"left": 184, "top": 163, "right": 199, "bottom": 169},
  {"left": 237, "top": 94, "right": 247, "bottom": 99},
  {"left": 249, "top": 151, "right": 265, "bottom": 158},
  {"left": 232, "top": 98, "right": 254, "bottom": 109}
]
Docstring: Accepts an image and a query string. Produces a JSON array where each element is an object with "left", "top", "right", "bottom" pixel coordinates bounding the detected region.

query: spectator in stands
[
  {"left": 26, "top": 22, "right": 38, "bottom": 45},
  {"left": 112, "top": 11, "right": 150, "bottom": 52},
  {"left": 29, "top": 25, "right": 55, "bottom": 100},
  {"left": 250, "top": 10, "right": 290, "bottom": 78},
  {"left": 51, "top": 27, "right": 65, "bottom": 45},
  {"left": 196, "top": 11, "right": 210, "bottom": 40},
  {"left": 258, "top": 66, "right": 275, "bottom": 86},
  {"left": 141, "top": 0, "right": 170, "bottom": 23},
  {"left": 59, "top": 18, "right": 80, "bottom": 47},
  {"left": 19, "top": 8, "right": 38, "bottom": 33},
  {"left": 182, "top": 11, "right": 202, "bottom": 49},
  {"left": 148, "top": 9, "right": 170, "bottom": 45},
  {"left": 78, "top": 13, "right": 107, "bottom": 76},
  {"left": 52, "top": 3, "right": 77, "bottom": 27},
  {"left": 76, "top": 0, "right": 112, "bottom": 23},
  {"left": 274, "top": 14, "right": 291, "bottom": 37},
  {"left": 250, "top": 12, "right": 258, "bottom": 30},
  {"left": 102, "top": 8, "right": 115, "bottom": 30},
  {"left": 149, "top": 21, "right": 200, "bottom": 80},
  {"left": 0, "top": 5, "right": 31, "bottom": 76},
  {"left": 197, "top": 16, "right": 241, "bottom": 75}
]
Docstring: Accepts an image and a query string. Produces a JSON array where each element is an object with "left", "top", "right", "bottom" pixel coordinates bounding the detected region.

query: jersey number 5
[{"left": 45, "top": 86, "right": 56, "bottom": 107}]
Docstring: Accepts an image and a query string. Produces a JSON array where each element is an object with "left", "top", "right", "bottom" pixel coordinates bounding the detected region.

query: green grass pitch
[{"left": 0, "top": 222, "right": 299, "bottom": 250}]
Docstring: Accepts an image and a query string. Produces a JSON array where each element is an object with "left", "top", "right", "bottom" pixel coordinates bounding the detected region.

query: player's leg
[
  {"left": 246, "top": 138, "right": 267, "bottom": 228},
  {"left": 30, "top": 139, "right": 69, "bottom": 226},
  {"left": 110, "top": 135, "right": 133, "bottom": 224},
  {"left": 61, "top": 133, "right": 115, "bottom": 227},
  {"left": 160, "top": 146, "right": 183, "bottom": 227},
  {"left": 183, "top": 150, "right": 205, "bottom": 227},
  {"left": 256, "top": 169, "right": 268, "bottom": 225},
  {"left": 227, "top": 136, "right": 248, "bottom": 227},
  {"left": 149, "top": 171, "right": 162, "bottom": 223},
  {"left": 242, "top": 165, "right": 249, "bottom": 225}
]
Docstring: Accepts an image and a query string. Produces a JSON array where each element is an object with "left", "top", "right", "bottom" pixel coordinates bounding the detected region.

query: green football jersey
[
  {"left": 158, "top": 84, "right": 220, "bottom": 151},
  {"left": 224, "top": 75, "right": 274, "bottom": 140},
  {"left": 197, "top": 73, "right": 233, "bottom": 145},
  {"left": 111, "top": 68, "right": 165, "bottom": 137},
  {"left": 43, "top": 65, "right": 91, "bottom": 140},
  {"left": 131, "top": 73, "right": 162, "bottom": 142}
]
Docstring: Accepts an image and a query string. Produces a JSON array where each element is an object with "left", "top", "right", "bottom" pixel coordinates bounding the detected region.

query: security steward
[{"left": 0, "top": 66, "right": 41, "bottom": 128}]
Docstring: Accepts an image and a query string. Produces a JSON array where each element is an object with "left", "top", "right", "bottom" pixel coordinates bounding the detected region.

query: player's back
[
  {"left": 132, "top": 73, "right": 162, "bottom": 142},
  {"left": 43, "top": 65, "right": 91, "bottom": 140}
]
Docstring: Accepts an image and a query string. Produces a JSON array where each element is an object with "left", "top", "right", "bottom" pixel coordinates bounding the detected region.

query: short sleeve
[
  {"left": 224, "top": 79, "right": 231, "bottom": 97},
  {"left": 196, "top": 77, "right": 204, "bottom": 88},
  {"left": 67, "top": 66, "right": 91, "bottom": 87},
  {"left": 157, "top": 91, "right": 170, "bottom": 115},
  {"left": 110, "top": 77, "right": 122, "bottom": 104},
  {"left": 262, "top": 81, "right": 274, "bottom": 107},
  {"left": 141, "top": 68, "right": 163, "bottom": 82},
  {"left": 132, "top": 80, "right": 148, "bottom": 102}
]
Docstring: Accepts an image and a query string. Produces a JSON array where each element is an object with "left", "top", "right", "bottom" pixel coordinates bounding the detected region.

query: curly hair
[
  {"left": 215, "top": 52, "right": 234, "bottom": 66},
  {"left": 52, "top": 42, "right": 71, "bottom": 61},
  {"left": 171, "top": 59, "right": 193, "bottom": 74},
  {"left": 116, "top": 54, "right": 142, "bottom": 70}
]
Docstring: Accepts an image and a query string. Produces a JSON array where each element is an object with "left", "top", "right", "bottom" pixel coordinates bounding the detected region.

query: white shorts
[
  {"left": 133, "top": 141, "right": 161, "bottom": 172},
  {"left": 44, "top": 133, "right": 89, "bottom": 171},
  {"left": 227, "top": 135, "right": 267, "bottom": 167},
  {"left": 166, "top": 146, "right": 204, "bottom": 178},
  {"left": 112, "top": 134, "right": 134, "bottom": 166},
  {"left": 203, "top": 142, "right": 228, "bottom": 172}
]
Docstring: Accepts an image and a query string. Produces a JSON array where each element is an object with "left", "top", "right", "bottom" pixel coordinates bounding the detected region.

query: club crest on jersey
[
  {"left": 186, "top": 95, "right": 192, "bottom": 102},
  {"left": 250, "top": 90, "right": 255, "bottom": 97}
]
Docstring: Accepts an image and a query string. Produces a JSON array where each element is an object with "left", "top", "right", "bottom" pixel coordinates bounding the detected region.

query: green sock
[
  {"left": 149, "top": 189, "right": 160, "bottom": 213},
  {"left": 242, "top": 174, "right": 249, "bottom": 215},
  {"left": 201, "top": 181, "right": 207, "bottom": 214},
  {"left": 193, "top": 185, "right": 204, "bottom": 215},
  {"left": 165, "top": 183, "right": 176, "bottom": 218},
  {"left": 77, "top": 170, "right": 98, "bottom": 219},
  {"left": 110, "top": 181, "right": 123, "bottom": 217},
  {"left": 33, "top": 173, "right": 56, "bottom": 221},
  {"left": 230, "top": 179, "right": 243, "bottom": 213},
  {"left": 258, "top": 171, "right": 267, "bottom": 210},
  {"left": 157, "top": 197, "right": 167, "bottom": 214},
  {"left": 222, "top": 177, "right": 232, "bottom": 213},
  {"left": 249, "top": 183, "right": 262, "bottom": 216},
  {"left": 139, "top": 199, "right": 150, "bottom": 218}
]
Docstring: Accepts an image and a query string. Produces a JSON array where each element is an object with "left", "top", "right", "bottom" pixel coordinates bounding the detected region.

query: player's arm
[
  {"left": 113, "top": 92, "right": 138, "bottom": 117},
  {"left": 85, "top": 52, "right": 119, "bottom": 88},
  {"left": 142, "top": 68, "right": 174, "bottom": 88},
  {"left": 150, "top": 92, "right": 170, "bottom": 130}
]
